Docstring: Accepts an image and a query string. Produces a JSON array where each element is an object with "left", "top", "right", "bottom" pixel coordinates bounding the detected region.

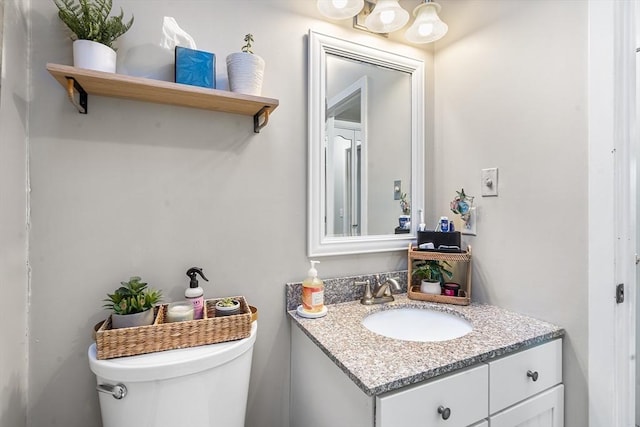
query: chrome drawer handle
[
  {"left": 437, "top": 405, "right": 451, "bottom": 420},
  {"left": 527, "top": 370, "right": 539, "bottom": 382},
  {"left": 97, "top": 383, "right": 127, "bottom": 400}
]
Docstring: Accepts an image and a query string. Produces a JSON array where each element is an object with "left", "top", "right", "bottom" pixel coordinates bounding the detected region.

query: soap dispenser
[
  {"left": 185, "top": 267, "right": 209, "bottom": 320},
  {"left": 297, "top": 260, "right": 327, "bottom": 318}
]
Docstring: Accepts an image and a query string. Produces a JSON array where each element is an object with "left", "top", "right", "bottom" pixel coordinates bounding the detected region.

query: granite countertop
[{"left": 288, "top": 294, "right": 564, "bottom": 396}]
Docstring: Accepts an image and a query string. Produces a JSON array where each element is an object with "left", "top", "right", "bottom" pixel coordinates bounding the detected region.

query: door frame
[{"left": 588, "top": 1, "right": 636, "bottom": 426}]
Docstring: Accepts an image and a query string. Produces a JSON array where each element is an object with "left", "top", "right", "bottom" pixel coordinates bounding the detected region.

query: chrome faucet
[{"left": 359, "top": 276, "right": 401, "bottom": 305}]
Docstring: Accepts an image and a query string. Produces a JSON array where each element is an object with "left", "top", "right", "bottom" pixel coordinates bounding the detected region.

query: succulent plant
[
  {"left": 412, "top": 260, "right": 453, "bottom": 284},
  {"left": 53, "top": 0, "right": 134, "bottom": 49},
  {"left": 241, "top": 34, "right": 255, "bottom": 54},
  {"left": 103, "top": 276, "right": 162, "bottom": 315},
  {"left": 216, "top": 297, "right": 239, "bottom": 307}
]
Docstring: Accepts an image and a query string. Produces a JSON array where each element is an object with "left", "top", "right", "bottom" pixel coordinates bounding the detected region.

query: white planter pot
[
  {"left": 215, "top": 300, "right": 241, "bottom": 317},
  {"left": 73, "top": 40, "right": 117, "bottom": 73},
  {"left": 226, "top": 52, "right": 265, "bottom": 96},
  {"left": 420, "top": 280, "right": 442, "bottom": 295},
  {"left": 111, "top": 308, "right": 154, "bottom": 329}
]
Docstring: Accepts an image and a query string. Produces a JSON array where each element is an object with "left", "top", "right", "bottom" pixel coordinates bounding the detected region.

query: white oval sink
[{"left": 362, "top": 308, "right": 472, "bottom": 342}]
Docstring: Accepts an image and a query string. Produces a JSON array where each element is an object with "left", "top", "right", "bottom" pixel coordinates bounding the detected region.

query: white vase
[
  {"left": 111, "top": 308, "right": 155, "bottom": 329},
  {"left": 73, "top": 40, "right": 117, "bottom": 73},
  {"left": 420, "top": 280, "right": 442, "bottom": 295},
  {"left": 226, "top": 52, "right": 265, "bottom": 96}
]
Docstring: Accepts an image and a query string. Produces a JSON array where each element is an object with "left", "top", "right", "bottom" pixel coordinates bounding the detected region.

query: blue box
[{"left": 175, "top": 46, "right": 216, "bottom": 89}]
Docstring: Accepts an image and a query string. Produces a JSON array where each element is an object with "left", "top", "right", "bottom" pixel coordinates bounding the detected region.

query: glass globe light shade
[
  {"left": 405, "top": 2, "right": 448, "bottom": 44},
  {"left": 364, "top": 0, "right": 409, "bottom": 33},
  {"left": 317, "top": 0, "right": 364, "bottom": 19}
]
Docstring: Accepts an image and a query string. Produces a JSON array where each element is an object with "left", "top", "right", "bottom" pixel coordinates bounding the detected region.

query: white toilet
[{"left": 88, "top": 321, "right": 257, "bottom": 427}]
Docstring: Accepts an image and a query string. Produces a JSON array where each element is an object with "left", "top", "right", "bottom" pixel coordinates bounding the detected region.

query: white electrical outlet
[{"left": 481, "top": 168, "right": 498, "bottom": 196}]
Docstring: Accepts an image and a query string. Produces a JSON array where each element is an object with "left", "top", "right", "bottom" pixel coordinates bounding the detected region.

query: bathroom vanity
[{"left": 289, "top": 296, "right": 564, "bottom": 427}]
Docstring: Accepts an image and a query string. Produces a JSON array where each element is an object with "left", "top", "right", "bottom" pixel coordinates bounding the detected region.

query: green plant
[
  {"left": 53, "top": 0, "right": 134, "bottom": 49},
  {"left": 103, "top": 276, "right": 162, "bottom": 315},
  {"left": 216, "top": 297, "right": 239, "bottom": 307},
  {"left": 412, "top": 260, "right": 453, "bottom": 284},
  {"left": 241, "top": 33, "right": 255, "bottom": 54}
]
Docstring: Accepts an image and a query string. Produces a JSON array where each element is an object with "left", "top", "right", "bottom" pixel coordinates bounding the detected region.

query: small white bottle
[{"left": 185, "top": 267, "right": 209, "bottom": 320}]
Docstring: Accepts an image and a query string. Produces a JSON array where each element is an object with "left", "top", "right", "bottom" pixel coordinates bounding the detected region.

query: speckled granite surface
[{"left": 288, "top": 294, "right": 564, "bottom": 396}]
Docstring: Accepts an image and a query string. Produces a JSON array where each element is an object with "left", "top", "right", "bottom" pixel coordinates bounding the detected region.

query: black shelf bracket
[
  {"left": 253, "top": 106, "right": 271, "bottom": 133},
  {"left": 65, "top": 76, "right": 88, "bottom": 114}
]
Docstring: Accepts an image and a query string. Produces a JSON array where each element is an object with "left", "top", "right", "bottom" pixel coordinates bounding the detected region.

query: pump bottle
[
  {"left": 185, "top": 267, "right": 209, "bottom": 320},
  {"left": 301, "top": 260, "right": 324, "bottom": 313}
]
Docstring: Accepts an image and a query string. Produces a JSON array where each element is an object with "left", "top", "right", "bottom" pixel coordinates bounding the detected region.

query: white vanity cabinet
[{"left": 290, "top": 325, "right": 563, "bottom": 427}]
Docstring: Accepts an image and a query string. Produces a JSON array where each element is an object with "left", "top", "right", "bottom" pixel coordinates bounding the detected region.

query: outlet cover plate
[
  {"left": 481, "top": 168, "right": 498, "bottom": 197},
  {"left": 394, "top": 180, "right": 402, "bottom": 200}
]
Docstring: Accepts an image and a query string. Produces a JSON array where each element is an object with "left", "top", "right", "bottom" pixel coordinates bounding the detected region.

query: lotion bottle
[
  {"left": 302, "top": 261, "right": 324, "bottom": 313},
  {"left": 185, "top": 267, "right": 209, "bottom": 320}
]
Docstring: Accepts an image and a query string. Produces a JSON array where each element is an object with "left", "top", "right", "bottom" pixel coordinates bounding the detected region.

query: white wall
[
  {"left": 0, "top": 0, "right": 29, "bottom": 426},
  {"left": 435, "top": 1, "right": 588, "bottom": 426},
  {"left": 23, "top": 1, "right": 430, "bottom": 426}
]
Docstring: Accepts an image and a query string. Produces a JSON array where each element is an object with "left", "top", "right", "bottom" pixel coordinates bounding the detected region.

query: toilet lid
[{"left": 88, "top": 321, "right": 257, "bottom": 382}]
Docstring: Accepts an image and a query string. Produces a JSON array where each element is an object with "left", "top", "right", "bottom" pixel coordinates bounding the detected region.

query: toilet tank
[{"left": 88, "top": 321, "right": 257, "bottom": 427}]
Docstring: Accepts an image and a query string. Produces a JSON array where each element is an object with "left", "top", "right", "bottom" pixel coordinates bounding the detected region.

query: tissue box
[{"left": 175, "top": 46, "right": 216, "bottom": 89}]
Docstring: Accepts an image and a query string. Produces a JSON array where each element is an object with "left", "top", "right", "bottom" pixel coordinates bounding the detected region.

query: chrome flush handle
[{"left": 96, "top": 383, "right": 127, "bottom": 400}]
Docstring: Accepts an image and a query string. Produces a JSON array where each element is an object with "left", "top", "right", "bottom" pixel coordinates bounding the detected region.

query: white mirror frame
[{"left": 308, "top": 30, "right": 425, "bottom": 256}]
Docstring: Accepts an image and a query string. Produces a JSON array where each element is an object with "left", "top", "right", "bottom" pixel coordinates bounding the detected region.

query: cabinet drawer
[
  {"left": 376, "top": 364, "right": 488, "bottom": 427},
  {"left": 489, "top": 339, "right": 562, "bottom": 413}
]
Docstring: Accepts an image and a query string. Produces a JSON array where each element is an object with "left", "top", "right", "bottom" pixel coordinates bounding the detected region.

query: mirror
[{"left": 308, "top": 31, "right": 425, "bottom": 256}]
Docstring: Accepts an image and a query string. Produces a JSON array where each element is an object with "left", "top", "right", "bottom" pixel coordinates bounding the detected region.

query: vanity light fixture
[
  {"left": 364, "top": 0, "right": 409, "bottom": 34},
  {"left": 317, "top": 0, "right": 365, "bottom": 19},
  {"left": 405, "top": 0, "right": 448, "bottom": 43},
  {"left": 317, "top": 0, "right": 448, "bottom": 44}
]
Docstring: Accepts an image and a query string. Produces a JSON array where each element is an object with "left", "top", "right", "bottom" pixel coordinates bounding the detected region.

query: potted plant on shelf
[
  {"left": 226, "top": 33, "right": 265, "bottom": 96},
  {"left": 103, "top": 276, "right": 162, "bottom": 329},
  {"left": 398, "top": 192, "right": 411, "bottom": 229},
  {"left": 215, "top": 297, "right": 241, "bottom": 316},
  {"left": 412, "top": 260, "right": 453, "bottom": 295},
  {"left": 53, "top": 0, "right": 134, "bottom": 73}
]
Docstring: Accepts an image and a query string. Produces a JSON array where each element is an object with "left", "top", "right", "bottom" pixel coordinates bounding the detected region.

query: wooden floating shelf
[{"left": 46, "top": 63, "right": 279, "bottom": 133}]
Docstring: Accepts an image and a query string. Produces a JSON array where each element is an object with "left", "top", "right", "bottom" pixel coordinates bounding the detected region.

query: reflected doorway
[{"left": 326, "top": 122, "right": 362, "bottom": 236}]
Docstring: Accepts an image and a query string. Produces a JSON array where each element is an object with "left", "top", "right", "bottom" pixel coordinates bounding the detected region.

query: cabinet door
[
  {"left": 469, "top": 421, "right": 488, "bottom": 427},
  {"left": 489, "top": 384, "right": 563, "bottom": 427},
  {"left": 376, "top": 365, "right": 488, "bottom": 427}
]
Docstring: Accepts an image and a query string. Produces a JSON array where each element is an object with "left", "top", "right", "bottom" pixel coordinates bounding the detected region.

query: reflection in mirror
[
  {"left": 308, "top": 31, "right": 425, "bottom": 256},
  {"left": 326, "top": 74, "right": 366, "bottom": 237}
]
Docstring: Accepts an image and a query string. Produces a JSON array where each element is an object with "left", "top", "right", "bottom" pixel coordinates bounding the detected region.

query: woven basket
[{"left": 95, "top": 296, "right": 252, "bottom": 359}]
